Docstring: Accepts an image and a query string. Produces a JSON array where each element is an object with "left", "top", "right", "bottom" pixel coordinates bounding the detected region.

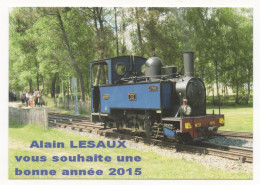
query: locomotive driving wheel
[
  {"left": 144, "top": 111, "right": 154, "bottom": 138},
  {"left": 145, "top": 122, "right": 151, "bottom": 138}
]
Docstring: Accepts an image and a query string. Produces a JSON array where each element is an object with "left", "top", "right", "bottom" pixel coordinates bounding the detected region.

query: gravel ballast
[
  {"left": 50, "top": 125, "right": 253, "bottom": 173},
  {"left": 207, "top": 136, "right": 253, "bottom": 149}
]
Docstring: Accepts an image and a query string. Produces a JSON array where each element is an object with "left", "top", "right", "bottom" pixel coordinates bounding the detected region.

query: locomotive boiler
[{"left": 90, "top": 52, "right": 224, "bottom": 143}]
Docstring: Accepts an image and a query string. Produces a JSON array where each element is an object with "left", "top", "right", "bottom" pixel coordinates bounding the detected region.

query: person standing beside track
[
  {"left": 21, "top": 92, "right": 25, "bottom": 104},
  {"left": 25, "top": 90, "right": 29, "bottom": 107},
  {"left": 34, "top": 91, "right": 38, "bottom": 107},
  {"left": 29, "top": 93, "right": 34, "bottom": 107},
  {"left": 9, "top": 90, "right": 13, "bottom": 102},
  {"left": 12, "top": 91, "right": 16, "bottom": 102},
  {"left": 38, "top": 91, "right": 42, "bottom": 107}
]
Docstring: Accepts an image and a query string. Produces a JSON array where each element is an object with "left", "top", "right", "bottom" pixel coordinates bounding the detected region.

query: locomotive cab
[
  {"left": 90, "top": 56, "right": 147, "bottom": 114},
  {"left": 90, "top": 56, "right": 147, "bottom": 86}
]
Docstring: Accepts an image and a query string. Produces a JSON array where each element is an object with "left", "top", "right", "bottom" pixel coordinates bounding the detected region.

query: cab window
[
  {"left": 115, "top": 62, "right": 126, "bottom": 76},
  {"left": 92, "top": 62, "right": 108, "bottom": 86}
]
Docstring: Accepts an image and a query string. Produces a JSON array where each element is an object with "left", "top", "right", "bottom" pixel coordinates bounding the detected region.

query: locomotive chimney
[{"left": 183, "top": 51, "right": 194, "bottom": 77}]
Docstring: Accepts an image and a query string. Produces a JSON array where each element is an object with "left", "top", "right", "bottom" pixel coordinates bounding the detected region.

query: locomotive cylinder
[
  {"left": 183, "top": 52, "right": 194, "bottom": 77},
  {"left": 145, "top": 57, "right": 163, "bottom": 81}
]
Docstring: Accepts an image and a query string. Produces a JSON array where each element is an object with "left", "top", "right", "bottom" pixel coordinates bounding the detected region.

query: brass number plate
[
  {"left": 103, "top": 94, "right": 109, "bottom": 100},
  {"left": 128, "top": 93, "right": 136, "bottom": 101},
  {"left": 149, "top": 86, "right": 158, "bottom": 91}
]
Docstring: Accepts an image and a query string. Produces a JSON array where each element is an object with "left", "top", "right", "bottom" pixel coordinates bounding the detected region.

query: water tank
[
  {"left": 161, "top": 66, "right": 178, "bottom": 79},
  {"left": 145, "top": 57, "right": 163, "bottom": 81}
]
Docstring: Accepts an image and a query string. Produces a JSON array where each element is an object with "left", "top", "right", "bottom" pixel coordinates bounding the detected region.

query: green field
[
  {"left": 9, "top": 123, "right": 252, "bottom": 179},
  {"left": 207, "top": 105, "right": 253, "bottom": 132}
]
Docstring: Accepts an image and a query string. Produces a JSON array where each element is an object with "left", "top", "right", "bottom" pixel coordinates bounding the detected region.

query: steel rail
[
  {"left": 216, "top": 130, "right": 253, "bottom": 139},
  {"left": 48, "top": 112, "right": 253, "bottom": 163}
]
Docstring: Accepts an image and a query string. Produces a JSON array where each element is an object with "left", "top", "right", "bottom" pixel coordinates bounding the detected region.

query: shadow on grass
[
  {"left": 207, "top": 103, "right": 253, "bottom": 110},
  {"left": 9, "top": 121, "right": 26, "bottom": 128}
]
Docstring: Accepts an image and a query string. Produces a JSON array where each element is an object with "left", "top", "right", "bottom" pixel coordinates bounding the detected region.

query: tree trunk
[
  {"left": 36, "top": 73, "right": 39, "bottom": 91},
  {"left": 121, "top": 8, "right": 127, "bottom": 55},
  {"left": 135, "top": 8, "right": 144, "bottom": 56},
  {"left": 94, "top": 67, "right": 102, "bottom": 86},
  {"left": 226, "top": 86, "right": 228, "bottom": 96},
  {"left": 245, "top": 67, "right": 251, "bottom": 104},
  {"left": 234, "top": 55, "right": 239, "bottom": 104},
  {"left": 51, "top": 73, "right": 57, "bottom": 98},
  {"left": 246, "top": 80, "right": 250, "bottom": 104},
  {"left": 97, "top": 8, "right": 105, "bottom": 57},
  {"left": 93, "top": 8, "right": 106, "bottom": 86},
  {"left": 235, "top": 82, "right": 239, "bottom": 104},
  {"left": 86, "top": 75, "right": 89, "bottom": 98},
  {"left": 214, "top": 60, "right": 219, "bottom": 104},
  {"left": 29, "top": 79, "right": 32, "bottom": 93},
  {"left": 68, "top": 76, "right": 70, "bottom": 98},
  {"left": 57, "top": 11, "right": 85, "bottom": 101},
  {"left": 35, "top": 58, "right": 40, "bottom": 91},
  {"left": 41, "top": 76, "right": 44, "bottom": 94},
  {"left": 114, "top": 8, "right": 119, "bottom": 57},
  {"left": 212, "top": 85, "right": 214, "bottom": 100}
]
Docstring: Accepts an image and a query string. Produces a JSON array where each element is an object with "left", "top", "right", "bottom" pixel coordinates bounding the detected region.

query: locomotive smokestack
[{"left": 183, "top": 52, "right": 194, "bottom": 77}]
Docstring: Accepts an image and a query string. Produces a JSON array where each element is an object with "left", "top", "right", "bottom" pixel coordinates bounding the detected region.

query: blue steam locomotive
[{"left": 90, "top": 52, "right": 224, "bottom": 142}]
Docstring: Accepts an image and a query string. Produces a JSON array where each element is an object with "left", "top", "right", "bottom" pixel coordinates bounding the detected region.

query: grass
[
  {"left": 206, "top": 96, "right": 253, "bottom": 132},
  {"left": 207, "top": 104, "right": 253, "bottom": 132},
  {"left": 44, "top": 96, "right": 91, "bottom": 116},
  {"left": 9, "top": 123, "right": 252, "bottom": 179},
  {"left": 46, "top": 108, "right": 76, "bottom": 115}
]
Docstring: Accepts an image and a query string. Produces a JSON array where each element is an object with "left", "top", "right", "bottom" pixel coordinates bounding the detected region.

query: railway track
[
  {"left": 216, "top": 130, "right": 253, "bottom": 139},
  {"left": 191, "top": 142, "right": 253, "bottom": 163},
  {"left": 48, "top": 112, "right": 90, "bottom": 121},
  {"left": 48, "top": 112, "right": 253, "bottom": 163}
]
